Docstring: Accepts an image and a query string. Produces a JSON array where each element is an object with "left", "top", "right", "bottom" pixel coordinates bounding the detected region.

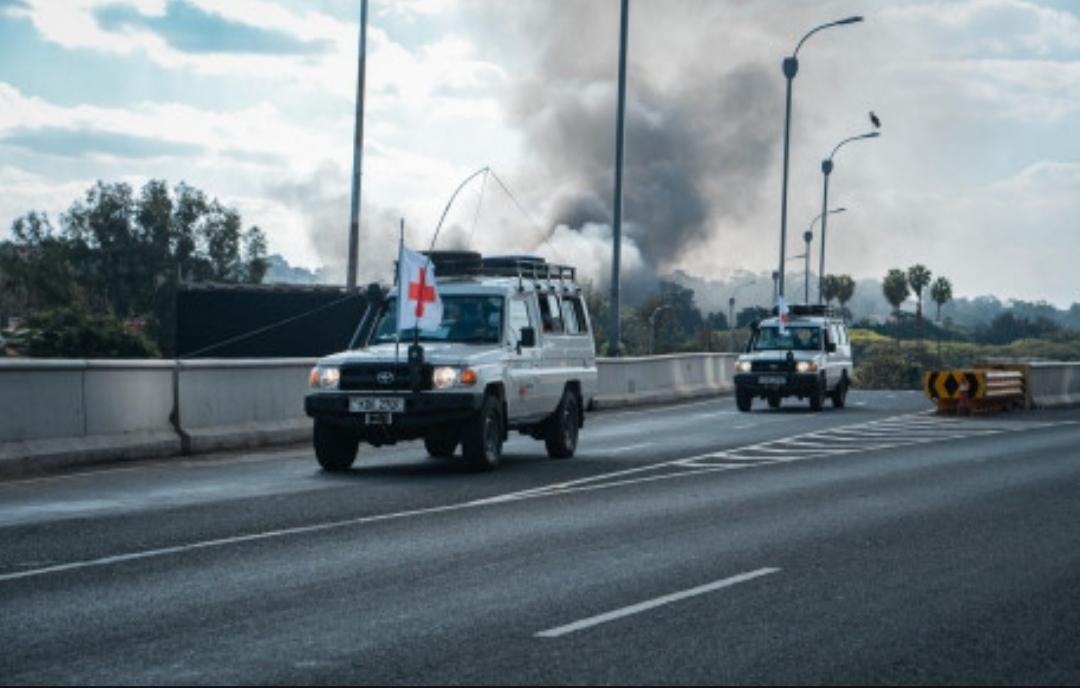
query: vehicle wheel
[
  {"left": 313, "top": 420, "right": 359, "bottom": 471},
  {"left": 831, "top": 378, "right": 848, "bottom": 409},
  {"left": 736, "top": 387, "right": 752, "bottom": 412},
  {"left": 767, "top": 394, "right": 781, "bottom": 409},
  {"left": 462, "top": 395, "right": 502, "bottom": 470},
  {"left": 809, "top": 381, "right": 824, "bottom": 412},
  {"left": 424, "top": 433, "right": 458, "bottom": 458},
  {"left": 545, "top": 389, "right": 580, "bottom": 459}
]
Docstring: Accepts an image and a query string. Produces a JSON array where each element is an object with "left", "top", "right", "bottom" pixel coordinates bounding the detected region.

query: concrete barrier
[
  {"left": 3, "top": 354, "right": 1078, "bottom": 478},
  {"left": 593, "top": 353, "right": 736, "bottom": 409}
]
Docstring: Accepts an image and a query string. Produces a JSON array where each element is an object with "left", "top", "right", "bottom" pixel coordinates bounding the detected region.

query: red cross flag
[
  {"left": 777, "top": 296, "right": 789, "bottom": 335},
  {"left": 397, "top": 246, "right": 444, "bottom": 332}
]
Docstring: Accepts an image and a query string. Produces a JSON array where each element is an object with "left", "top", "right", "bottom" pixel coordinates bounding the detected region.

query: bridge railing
[{"left": 2, "top": 355, "right": 1078, "bottom": 477}]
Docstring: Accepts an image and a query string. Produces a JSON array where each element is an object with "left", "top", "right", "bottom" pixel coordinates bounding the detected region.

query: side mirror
[
  {"left": 826, "top": 342, "right": 837, "bottom": 353},
  {"left": 519, "top": 326, "right": 536, "bottom": 349}
]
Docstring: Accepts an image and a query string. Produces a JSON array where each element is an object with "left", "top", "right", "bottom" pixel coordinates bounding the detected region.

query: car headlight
[
  {"left": 432, "top": 366, "right": 478, "bottom": 389},
  {"left": 735, "top": 361, "right": 752, "bottom": 373},
  {"left": 432, "top": 366, "right": 458, "bottom": 389},
  {"left": 795, "top": 361, "right": 818, "bottom": 373},
  {"left": 310, "top": 366, "right": 341, "bottom": 389}
]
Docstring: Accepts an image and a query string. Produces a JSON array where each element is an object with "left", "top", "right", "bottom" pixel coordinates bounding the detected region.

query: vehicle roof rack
[
  {"left": 769, "top": 303, "right": 844, "bottom": 319},
  {"left": 480, "top": 255, "right": 576, "bottom": 282},
  {"left": 418, "top": 250, "right": 577, "bottom": 282}
]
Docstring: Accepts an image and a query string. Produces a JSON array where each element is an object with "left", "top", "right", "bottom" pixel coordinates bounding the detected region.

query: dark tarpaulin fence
[{"left": 175, "top": 284, "right": 370, "bottom": 358}]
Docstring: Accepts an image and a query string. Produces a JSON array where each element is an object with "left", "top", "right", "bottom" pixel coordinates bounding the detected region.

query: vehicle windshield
[
  {"left": 372, "top": 295, "right": 504, "bottom": 344},
  {"left": 752, "top": 325, "right": 821, "bottom": 352}
]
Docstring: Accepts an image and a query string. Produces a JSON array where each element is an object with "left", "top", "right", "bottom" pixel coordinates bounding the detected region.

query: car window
[
  {"left": 562, "top": 297, "right": 587, "bottom": 335},
  {"left": 372, "top": 295, "right": 503, "bottom": 344},
  {"left": 538, "top": 293, "right": 564, "bottom": 333},
  {"left": 508, "top": 297, "right": 531, "bottom": 345}
]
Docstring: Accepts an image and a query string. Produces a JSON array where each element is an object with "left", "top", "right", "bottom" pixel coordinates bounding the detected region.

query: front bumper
[
  {"left": 735, "top": 372, "right": 824, "bottom": 397},
  {"left": 305, "top": 391, "right": 484, "bottom": 440}
]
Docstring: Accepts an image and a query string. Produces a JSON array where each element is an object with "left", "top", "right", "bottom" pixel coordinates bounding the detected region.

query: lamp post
[
  {"left": 649, "top": 304, "right": 672, "bottom": 356},
  {"left": 776, "top": 15, "right": 864, "bottom": 304},
  {"left": 802, "top": 231, "right": 813, "bottom": 303},
  {"left": 608, "top": 0, "right": 630, "bottom": 357},
  {"left": 728, "top": 280, "right": 756, "bottom": 352},
  {"left": 806, "top": 206, "right": 845, "bottom": 302},
  {"left": 788, "top": 252, "right": 807, "bottom": 304},
  {"left": 818, "top": 131, "right": 878, "bottom": 303},
  {"left": 346, "top": 0, "right": 369, "bottom": 290}
]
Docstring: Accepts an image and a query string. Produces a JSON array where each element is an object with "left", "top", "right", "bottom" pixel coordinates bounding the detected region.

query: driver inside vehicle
[{"left": 452, "top": 301, "right": 498, "bottom": 341}]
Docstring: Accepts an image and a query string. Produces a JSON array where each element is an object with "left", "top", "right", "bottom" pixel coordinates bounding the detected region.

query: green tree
[
  {"left": 907, "top": 264, "right": 932, "bottom": 323},
  {"left": 0, "top": 211, "right": 84, "bottom": 313},
  {"left": 930, "top": 276, "right": 953, "bottom": 322},
  {"left": 821, "top": 275, "right": 841, "bottom": 304},
  {"left": 1, "top": 179, "right": 269, "bottom": 358},
  {"left": 882, "top": 269, "right": 911, "bottom": 320}
]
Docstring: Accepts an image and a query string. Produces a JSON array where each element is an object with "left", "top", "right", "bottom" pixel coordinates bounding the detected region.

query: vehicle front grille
[
  {"left": 339, "top": 363, "right": 433, "bottom": 391},
  {"left": 750, "top": 360, "right": 795, "bottom": 373}
]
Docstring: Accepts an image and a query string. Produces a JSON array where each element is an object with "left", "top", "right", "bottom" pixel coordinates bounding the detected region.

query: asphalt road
[{"left": 2, "top": 390, "right": 1079, "bottom": 685}]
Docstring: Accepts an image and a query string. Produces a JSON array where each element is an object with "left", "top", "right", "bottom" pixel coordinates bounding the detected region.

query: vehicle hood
[{"left": 316, "top": 342, "right": 510, "bottom": 367}]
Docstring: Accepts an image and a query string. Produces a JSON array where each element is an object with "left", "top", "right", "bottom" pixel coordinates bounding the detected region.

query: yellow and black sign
[{"left": 925, "top": 370, "right": 982, "bottom": 400}]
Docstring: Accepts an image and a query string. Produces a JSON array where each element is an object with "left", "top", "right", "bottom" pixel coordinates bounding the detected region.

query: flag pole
[{"left": 395, "top": 219, "right": 404, "bottom": 362}]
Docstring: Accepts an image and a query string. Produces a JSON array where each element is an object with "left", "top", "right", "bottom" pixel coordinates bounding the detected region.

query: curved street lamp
[
  {"left": 649, "top": 304, "right": 672, "bottom": 356},
  {"left": 777, "top": 15, "right": 864, "bottom": 304},
  {"left": 728, "top": 280, "right": 756, "bottom": 351},
  {"left": 818, "top": 131, "right": 878, "bottom": 303},
  {"left": 808, "top": 206, "right": 846, "bottom": 301}
]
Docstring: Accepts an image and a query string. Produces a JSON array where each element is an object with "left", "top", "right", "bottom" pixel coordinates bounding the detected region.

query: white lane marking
[
  {"left": 0, "top": 499, "right": 484, "bottom": 583},
  {"left": 597, "top": 443, "right": 654, "bottom": 455},
  {"left": 535, "top": 568, "right": 780, "bottom": 638}
]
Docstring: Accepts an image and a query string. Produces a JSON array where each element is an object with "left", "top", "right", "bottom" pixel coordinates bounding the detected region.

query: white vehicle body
[
  {"left": 305, "top": 253, "right": 598, "bottom": 470},
  {"left": 733, "top": 304, "right": 853, "bottom": 412}
]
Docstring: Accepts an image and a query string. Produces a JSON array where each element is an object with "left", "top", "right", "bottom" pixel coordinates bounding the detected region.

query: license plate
[
  {"left": 759, "top": 375, "right": 786, "bottom": 385},
  {"left": 365, "top": 413, "right": 393, "bottom": 425},
  {"left": 349, "top": 397, "right": 404, "bottom": 413}
]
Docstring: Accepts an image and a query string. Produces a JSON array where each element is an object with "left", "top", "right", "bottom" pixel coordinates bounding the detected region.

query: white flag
[
  {"left": 777, "top": 296, "right": 789, "bottom": 335},
  {"left": 397, "top": 246, "right": 443, "bottom": 332}
]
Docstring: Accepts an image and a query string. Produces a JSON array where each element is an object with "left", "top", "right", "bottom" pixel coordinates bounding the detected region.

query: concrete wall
[{"left": 2, "top": 354, "right": 1077, "bottom": 477}]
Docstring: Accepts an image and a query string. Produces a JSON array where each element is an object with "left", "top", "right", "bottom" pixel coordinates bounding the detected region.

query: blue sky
[{"left": 2, "top": 0, "right": 1079, "bottom": 311}]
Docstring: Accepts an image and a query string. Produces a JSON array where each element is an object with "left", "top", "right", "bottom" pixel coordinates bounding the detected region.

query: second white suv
[{"left": 733, "top": 304, "right": 852, "bottom": 412}]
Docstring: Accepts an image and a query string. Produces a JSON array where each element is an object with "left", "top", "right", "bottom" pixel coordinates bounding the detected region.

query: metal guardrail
[{"left": 924, "top": 366, "right": 1026, "bottom": 415}]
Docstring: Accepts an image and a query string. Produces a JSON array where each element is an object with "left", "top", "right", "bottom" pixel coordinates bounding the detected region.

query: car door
[{"left": 505, "top": 294, "right": 545, "bottom": 421}]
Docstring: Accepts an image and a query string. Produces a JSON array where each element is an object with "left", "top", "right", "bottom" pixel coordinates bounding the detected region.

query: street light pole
[
  {"left": 346, "top": 0, "right": 369, "bottom": 290},
  {"left": 728, "top": 280, "right": 756, "bottom": 352},
  {"left": 608, "top": 0, "right": 630, "bottom": 357},
  {"left": 803, "top": 230, "right": 813, "bottom": 303},
  {"left": 648, "top": 304, "right": 672, "bottom": 356},
  {"left": 806, "top": 206, "right": 846, "bottom": 302},
  {"left": 777, "top": 16, "right": 863, "bottom": 304},
  {"left": 818, "top": 131, "right": 878, "bottom": 303}
]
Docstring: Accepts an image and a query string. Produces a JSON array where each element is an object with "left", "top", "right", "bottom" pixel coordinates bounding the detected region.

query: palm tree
[
  {"left": 882, "top": 269, "right": 910, "bottom": 321},
  {"left": 835, "top": 275, "right": 856, "bottom": 316},
  {"left": 930, "top": 276, "right": 953, "bottom": 322},
  {"left": 907, "top": 264, "right": 932, "bottom": 323}
]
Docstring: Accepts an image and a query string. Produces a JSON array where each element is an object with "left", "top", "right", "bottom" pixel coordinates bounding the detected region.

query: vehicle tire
[
  {"left": 544, "top": 389, "right": 580, "bottom": 459},
  {"left": 809, "top": 380, "right": 824, "bottom": 412},
  {"left": 462, "top": 395, "right": 502, "bottom": 470},
  {"left": 313, "top": 420, "right": 359, "bottom": 471},
  {"left": 767, "top": 394, "right": 781, "bottom": 409},
  {"left": 831, "top": 377, "right": 848, "bottom": 409},
  {"left": 424, "top": 433, "right": 458, "bottom": 459},
  {"left": 736, "top": 387, "right": 753, "bottom": 412}
]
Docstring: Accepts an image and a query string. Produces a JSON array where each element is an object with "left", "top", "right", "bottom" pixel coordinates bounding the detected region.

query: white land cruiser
[
  {"left": 305, "top": 252, "right": 598, "bottom": 471},
  {"left": 733, "top": 304, "right": 852, "bottom": 412}
]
